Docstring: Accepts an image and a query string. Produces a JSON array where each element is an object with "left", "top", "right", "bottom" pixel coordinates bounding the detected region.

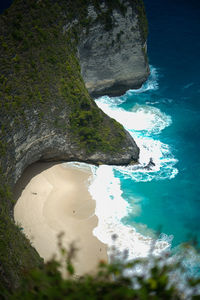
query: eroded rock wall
[
  {"left": 7, "top": 107, "right": 139, "bottom": 188},
  {"left": 78, "top": 1, "right": 149, "bottom": 96}
]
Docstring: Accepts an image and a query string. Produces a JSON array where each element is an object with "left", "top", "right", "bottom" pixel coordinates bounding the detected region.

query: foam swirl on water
[
  {"left": 63, "top": 162, "right": 171, "bottom": 260},
  {"left": 114, "top": 136, "right": 178, "bottom": 182},
  {"left": 96, "top": 100, "right": 172, "bottom": 135},
  {"left": 95, "top": 97, "right": 178, "bottom": 182},
  {"left": 126, "top": 65, "right": 159, "bottom": 94},
  {"left": 88, "top": 165, "right": 171, "bottom": 259}
]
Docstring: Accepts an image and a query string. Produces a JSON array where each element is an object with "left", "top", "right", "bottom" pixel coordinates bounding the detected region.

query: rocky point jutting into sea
[{"left": 0, "top": 0, "right": 148, "bottom": 290}]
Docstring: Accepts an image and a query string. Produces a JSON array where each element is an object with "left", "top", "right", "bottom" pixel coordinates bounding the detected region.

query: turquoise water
[{"left": 95, "top": 0, "right": 200, "bottom": 251}]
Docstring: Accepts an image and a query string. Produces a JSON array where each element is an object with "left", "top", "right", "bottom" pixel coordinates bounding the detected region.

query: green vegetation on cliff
[
  {"left": 0, "top": 0, "right": 128, "bottom": 157},
  {"left": 0, "top": 0, "right": 143, "bottom": 292},
  {"left": 0, "top": 169, "right": 43, "bottom": 291},
  {"left": 2, "top": 236, "right": 200, "bottom": 299}
]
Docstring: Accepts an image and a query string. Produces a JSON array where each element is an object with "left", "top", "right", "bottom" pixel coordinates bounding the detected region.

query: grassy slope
[{"left": 0, "top": 0, "right": 128, "bottom": 157}]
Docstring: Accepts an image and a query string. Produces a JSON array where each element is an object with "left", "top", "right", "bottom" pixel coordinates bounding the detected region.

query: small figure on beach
[{"left": 144, "top": 157, "right": 155, "bottom": 170}]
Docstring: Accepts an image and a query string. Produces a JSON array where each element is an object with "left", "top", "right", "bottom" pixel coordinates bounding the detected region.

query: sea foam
[
  {"left": 96, "top": 100, "right": 172, "bottom": 135},
  {"left": 88, "top": 165, "right": 171, "bottom": 260},
  {"left": 63, "top": 162, "right": 171, "bottom": 260},
  {"left": 95, "top": 95, "right": 178, "bottom": 182},
  {"left": 64, "top": 66, "right": 178, "bottom": 262},
  {"left": 126, "top": 65, "right": 159, "bottom": 95},
  {"left": 89, "top": 66, "right": 178, "bottom": 258}
]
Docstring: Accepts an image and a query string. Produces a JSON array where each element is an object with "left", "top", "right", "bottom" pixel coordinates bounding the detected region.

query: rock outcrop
[
  {"left": 78, "top": 1, "right": 149, "bottom": 96},
  {"left": 8, "top": 108, "right": 139, "bottom": 189}
]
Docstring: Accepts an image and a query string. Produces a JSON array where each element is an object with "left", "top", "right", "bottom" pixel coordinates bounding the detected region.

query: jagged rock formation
[
  {"left": 0, "top": 0, "right": 148, "bottom": 290},
  {"left": 78, "top": 1, "right": 149, "bottom": 96}
]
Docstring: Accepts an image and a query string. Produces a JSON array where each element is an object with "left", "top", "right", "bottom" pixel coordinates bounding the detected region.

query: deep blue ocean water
[
  {"left": 94, "top": 0, "right": 200, "bottom": 254},
  {"left": 0, "top": 0, "right": 13, "bottom": 14},
  {"left": 132, "top": 0, "right": 200, "bottom": 247}
]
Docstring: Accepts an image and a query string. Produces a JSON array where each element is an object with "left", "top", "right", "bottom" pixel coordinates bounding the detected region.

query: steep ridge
[{"left": 0, "top": 0, "right": 148, "bottom": 290}]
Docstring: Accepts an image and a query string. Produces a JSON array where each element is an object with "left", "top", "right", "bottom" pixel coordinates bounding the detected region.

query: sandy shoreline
[{"left": 14, "top": 162, "right": 107, "bottom": 276}]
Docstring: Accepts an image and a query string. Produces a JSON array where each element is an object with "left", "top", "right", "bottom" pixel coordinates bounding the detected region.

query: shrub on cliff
[
  {"left": 0, "top": 0, "right": 131, "bottom": 157},
  {"left": 2, "top": 236, "right": 200, "bottom": 300}
]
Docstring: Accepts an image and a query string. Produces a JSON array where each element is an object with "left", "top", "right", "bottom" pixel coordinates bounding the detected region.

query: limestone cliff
[
  {"left": 78, "top": 0, "right": 149, "bottom": 96},
  {"left": 0, "top": 0, "right": 143, "bottom": 188},
  {"left": 0, "top": 0, "right": 148, "bottom": 290}
]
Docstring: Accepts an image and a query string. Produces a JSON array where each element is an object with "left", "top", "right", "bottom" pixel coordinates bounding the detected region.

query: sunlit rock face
[{"left": 78, "top": 1, "right": 149, "bottom": 97}]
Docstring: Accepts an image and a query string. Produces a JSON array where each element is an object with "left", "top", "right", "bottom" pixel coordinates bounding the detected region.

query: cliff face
[
  {"left": 0, "top": 0, "right": 148, "bottom": 290},
  {"left": 0, "top": 0, "right": 142, "bottom": 189},
  {"left": 8, "top": 106, "right": 138, "bottom": 188},
  {"left": 78, "top": 1, "right": 149, "bottom": 96}
]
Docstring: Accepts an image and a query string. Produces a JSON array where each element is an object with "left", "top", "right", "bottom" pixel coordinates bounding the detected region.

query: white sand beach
[{"left": 14, "top": 162, "right": 107, "bottom": 276}]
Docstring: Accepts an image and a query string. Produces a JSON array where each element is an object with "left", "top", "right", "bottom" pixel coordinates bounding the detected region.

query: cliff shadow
[{"left": 13, "top": 161, "right": 60, "bottom": 202}]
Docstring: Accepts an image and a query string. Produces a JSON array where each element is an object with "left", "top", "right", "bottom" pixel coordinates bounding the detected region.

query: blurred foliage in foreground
[{"left": 1, "top": 234, "right": 200, "bottom": 300}]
